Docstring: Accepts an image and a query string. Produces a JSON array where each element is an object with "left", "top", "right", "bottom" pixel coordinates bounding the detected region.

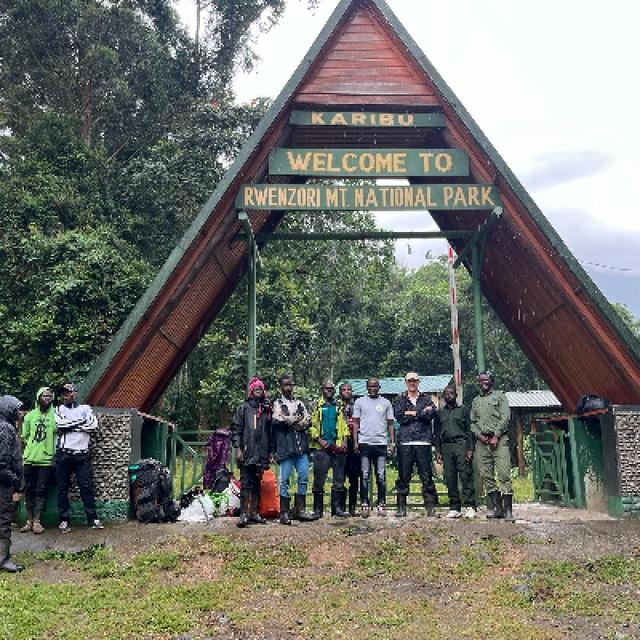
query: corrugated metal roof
[
  {"left": 339, "top": 374, "right": 453, "bottom": 398},
  {"left": 505, "top": 390, "right": 562, "bottom": 409}
]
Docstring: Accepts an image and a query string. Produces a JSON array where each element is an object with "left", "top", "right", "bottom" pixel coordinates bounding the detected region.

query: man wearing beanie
[
  {"left": 20, "top": 387, "right": 56, "bottom": 534},
  {"left": 231, "top": 377, "right": 271, "bottom": 528}
]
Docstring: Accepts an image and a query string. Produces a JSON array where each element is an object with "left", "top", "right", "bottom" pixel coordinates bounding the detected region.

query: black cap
[{"left": 61, "top": 383, "right": 77, "bottom": 393}]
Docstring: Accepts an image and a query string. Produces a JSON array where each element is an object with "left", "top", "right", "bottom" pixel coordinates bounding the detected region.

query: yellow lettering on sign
[
  {"left": 253, "top": 188, "right": 268, "bottom": 207},
  {"left": 360, "top": 153, "right": 375, "bottom": 174},
  {"left": 468, "top": 186, "right": 480, "bottom": 207},
  {"left": 376, "top": 153, "right": 395, "bottom": 173},
  {"left": 426, "top": 187, "right": 436, "bottom": 207},
  {"left": 311, "top": 112, "right": 325, "bottom": 125},
  {"left": 443, "top": 186, "right": 454, "bottom": 207},
  {"left": 286, "top": 151, "right": 312, "bottom": 172},
  {"left": 351, "top": 113, "right": 366, "bottom": 126},
  {"left": 379, "top": 114, "right": 394, "bottom": 126},
  {"left": 326, "top": 188, "right": 339, "bottom": 208},
  {"left": 419, "top": 152, "right": 434, "bottom": 172},
  {"left": 354, "top": 187, "right": 364, "bottom": 208},
  {"left": 453, "top": 187, "right": 467, "bottom": 208},
  {"left": 365, "top": 189, "right": 378, "bottom": 207},
  {"left": 244, "top": 188, "right": 255, "bottom": 206},
  {"left": 414, "top": 188, "right": 426, "bottom": 208},
  {"left": 398, "top": 114, "right": 414, "bottom": 126},
  {"left": 338, "top": 187, "right": 348, "bottom": 208},
  {"left": 330, "top": 113, "right": 348, "bottom": 126},
  {"left": 435, "top": 153, "right": 453, "bottom": 173},
  {"left": 481, "top": 186, "right": 495, "bottom": 206},
  {"left": 343, "top": 152, "right": 358, "bottom": 173},
  {"left": 269, "top": 187, "right": 278, "bottom": 207}
]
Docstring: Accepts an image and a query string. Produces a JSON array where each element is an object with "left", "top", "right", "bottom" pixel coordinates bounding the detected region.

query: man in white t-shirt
[{"left": 353, "top": 378, "right": 395, "bottom": 516}]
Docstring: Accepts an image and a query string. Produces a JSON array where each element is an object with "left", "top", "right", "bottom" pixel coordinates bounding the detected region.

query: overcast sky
[{"left": 177, "top": 0, "right": 640, "bottom": 316}]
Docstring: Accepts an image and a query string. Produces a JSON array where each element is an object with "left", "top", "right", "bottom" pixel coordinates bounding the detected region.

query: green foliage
[{"left": 0, "top": 0, "right": 198, "bottom": 157}]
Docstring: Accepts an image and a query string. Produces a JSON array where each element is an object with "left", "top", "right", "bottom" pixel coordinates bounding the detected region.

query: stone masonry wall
[
  {"left": 67, "top": 409, "right": 134, "bottom": 522},
  {"left": 612, "top": 406, "right": 640, "bottom": 516}
]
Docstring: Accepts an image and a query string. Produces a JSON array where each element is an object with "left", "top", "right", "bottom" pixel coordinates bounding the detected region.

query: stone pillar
[
  {"left": 605, "top": 406, "right": 640, "bottom": 517},
  {"left": 66, "top": 409, "right": 142, "bottom": 523}
]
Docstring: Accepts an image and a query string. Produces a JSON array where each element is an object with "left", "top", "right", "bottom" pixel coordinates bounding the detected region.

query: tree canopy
[{"left": 2, "top": 0, "right": 635, "bottom": 420}]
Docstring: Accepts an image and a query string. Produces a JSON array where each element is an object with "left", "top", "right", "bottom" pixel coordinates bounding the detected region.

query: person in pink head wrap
[{"left": 231, "top": 376, "right": 271, "bottom": 527}]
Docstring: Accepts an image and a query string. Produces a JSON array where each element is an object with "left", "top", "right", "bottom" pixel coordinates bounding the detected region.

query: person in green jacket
[
  {"left": 435, "top": 386, "right": 476, "bottom": 519},
  {"left": 20, "top": 387, "right": 56, "bottom": 534},
  {"left": 470, "top": 371, "right": 513, "bottom": 521}
]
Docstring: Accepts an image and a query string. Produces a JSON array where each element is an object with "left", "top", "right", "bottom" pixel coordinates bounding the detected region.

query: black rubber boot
[
  {"left": 294, "top": 494, "right": 317, "bottom": 521},
  {"left": 237, "top": 496, "right": 250, "bottom": 528},
  {"left": 348, "top": 484, "right": 358, "bottom": 516},
  {"left": 249, "top": 487, "right": 267, "bottom": 524},
  {"left": 395, "top": 494, "right": 407, "bottom": 517},
  {"left": 279, "top": 496, "right": 292, "bottom": 525},
  {"left": 423, "top": 494, "right": 438, "bottom": 518},
  {"left": 486, "top": 491, "right": 504, "bottom": 519},
  {"left": 0, "top": 540, "right": 24, "bottom": 573},
  {"left": 502, "top": 494, "right": 515, "bottom": 522},
  {"left": 332, "top": 490, "right": 349, "bottom": 517},
  {"left": 312, "top": 491, "right": 324, "bottom": 519}
]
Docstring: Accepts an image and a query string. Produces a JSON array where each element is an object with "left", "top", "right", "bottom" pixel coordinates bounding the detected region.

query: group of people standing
[
  {"left": 0, "top": 384, "right": 103, "bottom": 573},
  {"left": 231, "top": 369, "right": 513, "bottom": 528}
]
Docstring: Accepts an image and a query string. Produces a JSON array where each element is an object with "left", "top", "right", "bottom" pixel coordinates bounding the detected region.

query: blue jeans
[
  {"left": 359, "top": 443, "right": 387, "bottom": 506},
  {"left": 278, "top": 454, "right": 309, "bottom": 497}
]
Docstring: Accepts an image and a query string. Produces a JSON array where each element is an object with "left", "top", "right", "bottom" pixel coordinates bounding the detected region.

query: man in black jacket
[
  {"left": 231, "top": 377, "right": 271, "bottom": 528},
  {"left": 271, "top": 374, "right": 315, "bottom": 524},
  {"left": 0, "top": 395, "right": 25, "bottom": 572},
  {"left": 392, "top": 372, "right": 439, "bottom": 517}
]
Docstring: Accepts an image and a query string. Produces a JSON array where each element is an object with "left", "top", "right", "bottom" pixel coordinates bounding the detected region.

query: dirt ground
[
  {"left": 10, "top": 503, "right": 640, "bottom": 640},
  {"left": 12, "top": 501, "right": 636, "bottom": 558}
]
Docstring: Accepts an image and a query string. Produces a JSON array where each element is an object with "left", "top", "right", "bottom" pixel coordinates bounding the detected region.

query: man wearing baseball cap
[
  {"left": 392, "top": 372, "right": 439, "bottom": 517},
  {"left": 55, "top": 383, "right": 103, "bottom": 533}
]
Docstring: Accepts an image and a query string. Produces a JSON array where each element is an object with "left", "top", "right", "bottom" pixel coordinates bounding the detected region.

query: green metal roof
[{"left": 339, "top": 374, "right": 453, "bottom": 398}]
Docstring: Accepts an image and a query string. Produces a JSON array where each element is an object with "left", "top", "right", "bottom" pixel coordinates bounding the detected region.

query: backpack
[
  {"left": 575, "top": 395, "right": 610, "bottom": 414},
  {"left": 258, "top": 469, "right": 280, "bottom": 518},
  {"left": 129, "top": 459, "right": 180, "bottom": 523}
]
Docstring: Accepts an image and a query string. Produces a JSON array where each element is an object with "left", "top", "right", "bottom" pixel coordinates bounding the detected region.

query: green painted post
[
  {"left": 238, "top": 211, "right": 258, "bottom": 380},
  {"left": 568, "top": 418, "right": 585, "bottom": 508},
  {"left": 471, "top": 243, "right": 486, "bottom": 373},
  {"left": 247, "top": 237, "right": 257, "bottom": 380}
]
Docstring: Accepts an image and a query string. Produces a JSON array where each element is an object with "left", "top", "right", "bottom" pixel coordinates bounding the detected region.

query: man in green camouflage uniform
[{"left": 470, "top": 371, "right": 513, "bottom": 521}]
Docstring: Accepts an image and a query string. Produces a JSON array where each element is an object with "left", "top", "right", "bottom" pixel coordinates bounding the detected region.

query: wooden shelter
[{"left": 80, "top": 0, "right": 640, "bottom": 412}]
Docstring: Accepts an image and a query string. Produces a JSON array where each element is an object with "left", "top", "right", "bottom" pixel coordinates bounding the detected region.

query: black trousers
[
  {"left": 0, "top": 485, "right": 13, "bottom": 542},
  {"left": 238, "top": 463, "right": 263, "bottom": 506},
  {"left": 441, "top": 442, "right": 475, "bottom": 510},
  {"left": 345, "top": 446, "right": 360, "bottom": 505},
  {"left": 395, "top": 444, "right": 438, "bottom": 505},
  {"left": 55, "top": 451, "right": 98, "bottom": 523},
  {"left": 23, "top": 464, "right": 53, "bottom": 515},
  {"left": 312, "top": 449, "right": 346, "bottom": 493}
]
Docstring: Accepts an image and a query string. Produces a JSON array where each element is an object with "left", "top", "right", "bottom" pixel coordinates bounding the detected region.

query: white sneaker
[
  {"left": 464, "top": 507, "right": 477, "bottom": 519},
  {"left": 91, "top": 519, "right": 104, "bottom": 530},
  {"left": 446, "top": 509, "right": 462, "bottom": 519},
  {"left": 59, "top": 521, "right": 71, "bottom": 534}
]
